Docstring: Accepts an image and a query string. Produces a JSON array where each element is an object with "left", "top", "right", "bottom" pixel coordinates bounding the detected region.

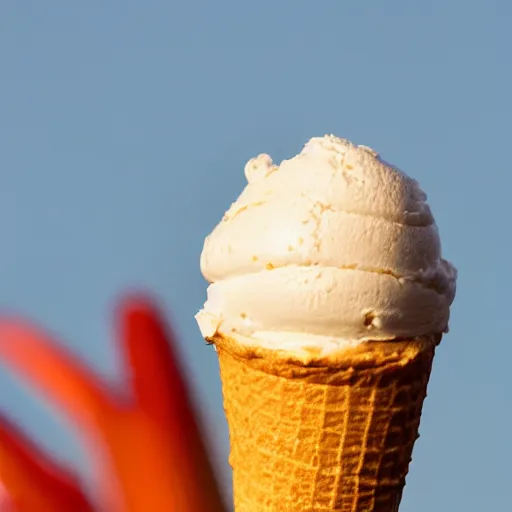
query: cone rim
[{"left": 208, "top": 332, "right": 440, "bottom": 376}]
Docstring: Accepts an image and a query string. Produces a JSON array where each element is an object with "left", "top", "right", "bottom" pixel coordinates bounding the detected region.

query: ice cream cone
[
  {"left": 196, "top": 135, "right": 456, "bottom": 511},
  {"left": 210, "top": 333, "right": 440, "bottom": 512}
]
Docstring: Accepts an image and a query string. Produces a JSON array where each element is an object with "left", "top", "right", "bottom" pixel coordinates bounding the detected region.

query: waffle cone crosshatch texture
[{"left": 212, "top": 334, "right": 440, "bottom": 512}]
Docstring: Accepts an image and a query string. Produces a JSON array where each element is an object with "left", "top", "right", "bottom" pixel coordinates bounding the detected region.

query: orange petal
[{"left": 0, "top": 321, "right": 114, "bottom": 432}]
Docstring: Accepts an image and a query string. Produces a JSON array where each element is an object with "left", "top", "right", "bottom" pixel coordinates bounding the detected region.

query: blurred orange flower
[{"left": 0, "top": 296, "right": 226, "bottom": 512}]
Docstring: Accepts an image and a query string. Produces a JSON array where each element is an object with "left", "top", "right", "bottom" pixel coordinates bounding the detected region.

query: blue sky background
[{"left": 0, "top": 1, "right": 510, "bottom": 510}]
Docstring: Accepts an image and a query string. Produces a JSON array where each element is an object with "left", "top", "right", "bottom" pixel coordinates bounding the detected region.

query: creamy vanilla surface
[{"left": 196, "top": 135, "right": 456, "bottom": 353}]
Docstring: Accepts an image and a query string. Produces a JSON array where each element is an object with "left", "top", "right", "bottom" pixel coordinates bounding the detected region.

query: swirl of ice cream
[{"left": 196, "top": 135, "right": 456, "bottom": 353}]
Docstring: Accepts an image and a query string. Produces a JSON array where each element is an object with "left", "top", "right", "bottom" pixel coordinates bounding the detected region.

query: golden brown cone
[{"left": 211, "top": 333, "right": 441, "bottom": 512}]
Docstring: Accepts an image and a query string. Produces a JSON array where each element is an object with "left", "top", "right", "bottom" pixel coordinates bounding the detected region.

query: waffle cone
[{"left": 211, "top": 333, "right": 440, "bottom": 512}]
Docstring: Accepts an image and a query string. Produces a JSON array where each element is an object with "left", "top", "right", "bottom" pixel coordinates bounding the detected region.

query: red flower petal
[
  {"left": 0, "top": 295, "right": 227, "bottom": 512},
  {"left": 0, "top": 415, "right": 93, "bottom": 512}
]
